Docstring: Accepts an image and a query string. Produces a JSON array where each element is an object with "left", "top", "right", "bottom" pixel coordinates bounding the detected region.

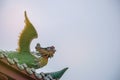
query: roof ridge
[{"left": 0, "top": 51, "right": 58, "bottom": 80}]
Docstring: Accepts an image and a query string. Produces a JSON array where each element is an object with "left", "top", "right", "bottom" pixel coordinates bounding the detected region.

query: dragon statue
[
  {"left": 0, "top": 11, "right": 68, "bottom": 80},
  {"left": 8, "top": 11, "right": 56, "bottom": 69}
]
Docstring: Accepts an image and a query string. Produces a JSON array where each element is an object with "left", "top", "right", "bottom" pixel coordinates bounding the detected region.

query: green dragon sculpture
[{"left": 0, "top": 11, "right": 68, "bottom": 79}]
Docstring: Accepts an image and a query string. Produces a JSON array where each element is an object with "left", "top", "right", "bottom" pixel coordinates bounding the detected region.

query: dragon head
[{"left": 35, "top": 43, "right": 56, "bottom": 58}]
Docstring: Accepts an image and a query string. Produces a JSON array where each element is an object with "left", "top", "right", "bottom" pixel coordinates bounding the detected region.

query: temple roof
[{"left": 0, "top": 51, "right": 61, "bottom": 80}]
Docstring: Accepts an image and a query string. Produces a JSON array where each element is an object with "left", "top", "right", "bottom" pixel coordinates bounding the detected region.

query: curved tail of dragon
[{"left": 17, "top": 11, "right": 38, "bottom": 53}]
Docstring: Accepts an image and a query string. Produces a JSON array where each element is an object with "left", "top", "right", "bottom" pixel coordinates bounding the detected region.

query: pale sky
[{"left": 0, "top": 0, "right": 120, "bottom": 80}]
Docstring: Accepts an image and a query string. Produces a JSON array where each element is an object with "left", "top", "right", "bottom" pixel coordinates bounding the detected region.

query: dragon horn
[{"left": 46, "top": 67, "right": 68, "bottom": 79}]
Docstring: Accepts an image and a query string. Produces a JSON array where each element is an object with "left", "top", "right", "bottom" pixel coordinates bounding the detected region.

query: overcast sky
[{"left": 0, "top": 0, "right": 120, "bottom": 80}]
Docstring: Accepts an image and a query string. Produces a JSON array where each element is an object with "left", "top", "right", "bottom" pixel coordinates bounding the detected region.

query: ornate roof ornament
[{"left": 0, "top": 11, "right": 68, "bottom": 80}]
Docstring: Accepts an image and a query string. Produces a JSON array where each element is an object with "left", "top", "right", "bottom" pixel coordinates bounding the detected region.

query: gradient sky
[{"left": 0, "top": 0, "right": 120, "bottom": 80}]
